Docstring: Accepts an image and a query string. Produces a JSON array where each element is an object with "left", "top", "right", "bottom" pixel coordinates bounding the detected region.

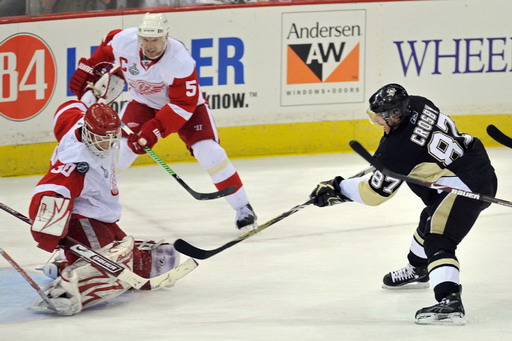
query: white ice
[{"left": 1, "top": 148, "right": 511, "bottom": 340}]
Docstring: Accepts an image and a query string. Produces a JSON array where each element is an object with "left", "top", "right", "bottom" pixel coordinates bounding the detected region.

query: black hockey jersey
[{"left": 343, "top": 96, "right": 496, "bottom": 206}]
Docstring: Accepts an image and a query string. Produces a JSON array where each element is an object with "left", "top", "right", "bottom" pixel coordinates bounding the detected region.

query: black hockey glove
[{"left": 310, "top": 176, "right": 351, "bottom": 207}]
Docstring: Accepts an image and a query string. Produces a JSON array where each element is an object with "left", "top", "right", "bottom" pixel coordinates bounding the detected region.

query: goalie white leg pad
[
  {"left": 134, "top": 240, "right": 180, "bottom": 280},
  {"left": 33, "top": 236, "right": 135, "bottom": 315},
  {"left": 79, "top": 236, "right": 134, "bottom": 309},
  {"left": 31, "top": 269, "right": 82, "bottom": 316},
  {"left": 150, "top": 243, "right": 180, "bottom": 278}
]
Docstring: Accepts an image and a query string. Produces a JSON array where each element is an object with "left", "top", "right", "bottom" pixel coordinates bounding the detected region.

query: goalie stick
[
  {"left": 487, "top": 124, "right": 512, "bottom": 149},
  {"left": 0, "top": 201, "right": 198, "bottom": 290},
  {"left": 174, "top": 166, "right": 375, "bottom": 259},
  {"left": 121, "top": 123, "right": 236, "bottom": 200},
  {"left": 349, "top": 140, "right": 512, "bottom": 208},
  {"left": 0, "top": 247, "right": 58, "bottom": 312}
]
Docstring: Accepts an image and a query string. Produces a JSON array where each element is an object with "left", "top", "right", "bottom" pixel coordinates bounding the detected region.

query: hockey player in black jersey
[{"left": 310, "top": 83, "right": 497, "bottom": 325}]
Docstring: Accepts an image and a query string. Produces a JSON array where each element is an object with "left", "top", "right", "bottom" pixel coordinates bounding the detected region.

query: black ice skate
[
  {"left": 382, "top": 263, "right": 429, "bottom": 289},
  {"left": 415, "top": 285, "right": 466, "bottom": 325},
  {"left": 236, "top": 204, "right": 257, "bottom": 231}
]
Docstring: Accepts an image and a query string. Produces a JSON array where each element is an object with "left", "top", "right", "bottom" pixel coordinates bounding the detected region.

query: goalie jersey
[
  {"left": 340, "top": 96, "right": 496, "bottom": 206},
  {"left": 29, "top": 100, "right": 121, "bottom": 224}
]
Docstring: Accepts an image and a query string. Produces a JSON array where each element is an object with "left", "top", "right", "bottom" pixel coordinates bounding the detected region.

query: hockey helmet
[
  {"left": 82, "top": 103, "right": 121, "bottom": 157},
  {"left": 138, "top": 13, "right": 170, "bottom": 39},
  {"left": 138, "top": 13, "right": 169, "bottom": 59},
  {"left": 367, "top": 83, "right": 410, "bottom": 125}
]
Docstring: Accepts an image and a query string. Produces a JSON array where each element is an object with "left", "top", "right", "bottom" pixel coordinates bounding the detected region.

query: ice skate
[
  {"left": 236, "top": 204, "right": 257, "bottom": 231},
  {"left": 382, "top": 263, "right": 429, "bottom": 289},
  {"left": 31, "top": 270, "right": 82, "bottom": 316},
  {"left": 415, "top": 285, "right": 466, "bottom": 325}
]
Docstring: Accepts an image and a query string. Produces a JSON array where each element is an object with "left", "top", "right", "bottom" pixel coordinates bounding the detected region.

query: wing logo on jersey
[{"left": 128, "top": 79, "right": 165, "bottom": 95}]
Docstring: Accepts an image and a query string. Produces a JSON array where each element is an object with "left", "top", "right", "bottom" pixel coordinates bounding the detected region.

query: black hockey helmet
[{"left": 367, "top": 83, "right": 410, "bottom": 125}]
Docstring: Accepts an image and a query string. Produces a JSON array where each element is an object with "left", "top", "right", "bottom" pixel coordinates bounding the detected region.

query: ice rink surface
[{"left": 1, "top": 148, "right": 511, "bottom": 340}]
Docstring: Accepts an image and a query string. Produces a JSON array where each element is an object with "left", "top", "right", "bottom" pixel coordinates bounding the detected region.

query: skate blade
[
  {"left": 415, "top": 312, "right": 466, "bottom": 325},
  {"left": 382, "top": 282, "right": 430, "bottom": 290},
  {"left": 238, "top": 222, "right": 259, "bottom": 233}
]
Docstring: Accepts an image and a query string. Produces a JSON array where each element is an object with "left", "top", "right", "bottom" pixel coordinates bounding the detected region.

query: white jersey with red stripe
[
  {"left": 29, "top": 100, "right": 121, "bottom": 223},
  {"left": 89, "top": 28, "right": 207, "bottom": 136},
  {"left": 110, "top": 28, "right": 205, "bottom": 110}
]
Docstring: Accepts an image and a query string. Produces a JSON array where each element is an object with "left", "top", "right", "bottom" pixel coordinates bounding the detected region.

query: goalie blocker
[{"left": 31, "top": 195, "right": 71, "bottom": 252}]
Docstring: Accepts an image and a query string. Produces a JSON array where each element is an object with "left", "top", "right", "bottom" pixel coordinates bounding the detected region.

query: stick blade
[
  {"left": 193, "top": 185, "right": 237, "bottom": 201},
  {"left": 173, "top": 239, "right": 211, "bottom": 260},
  {"left": 487, "top": 125, "right": 512, "bottom": 148}
]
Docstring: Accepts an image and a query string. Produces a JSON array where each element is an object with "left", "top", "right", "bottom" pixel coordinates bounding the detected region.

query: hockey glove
[
  {"left": 70, "top": 58, "right": 96, "bottom": 97},
  {"left": 92, "top": 65, "right": 125, "bottom": 105},
  {"left": 310, "top": 176, "right": 351, "bottom": 207},
  {"left": 127, "top": 118, "right": 163, "bottom": 154}
]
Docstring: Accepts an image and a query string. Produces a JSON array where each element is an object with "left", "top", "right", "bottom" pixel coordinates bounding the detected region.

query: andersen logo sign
[{"left": 281, "top": 10, "right": 365, "bottom": 106}]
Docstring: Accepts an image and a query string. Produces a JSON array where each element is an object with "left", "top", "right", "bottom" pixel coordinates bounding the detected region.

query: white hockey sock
[
  {"left": 192, "top": 140, "right": 250, "bottom": 210},
  {"left": 409, "top": 232, "right": 427, "bottom": 260}
]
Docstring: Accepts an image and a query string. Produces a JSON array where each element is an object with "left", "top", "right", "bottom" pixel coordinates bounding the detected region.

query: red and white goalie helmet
[{"left": 82, "top": 103, "right": 121, "bottom": 158}]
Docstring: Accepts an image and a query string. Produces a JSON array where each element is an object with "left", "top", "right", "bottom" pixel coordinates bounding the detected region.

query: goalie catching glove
[
  {"left": 80, "top": 63, "right": 125, "bottom": 107},
  {"left": 310, "top": 176, "right": 351, "bottom": 207},
  {"left": 71, "top": 59, "right": 125, "bottom": 101}
]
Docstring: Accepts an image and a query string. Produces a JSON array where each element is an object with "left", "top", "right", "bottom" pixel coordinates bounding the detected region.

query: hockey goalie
[{"left": 28, "top": 65, "right": 180, "bottom": 315}]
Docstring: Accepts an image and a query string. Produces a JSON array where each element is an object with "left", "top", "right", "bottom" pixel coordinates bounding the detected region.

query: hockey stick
[
  {"left": 0, "top": 202, "right": 198, "bottom": 290},
  {"left": 121, "top": 123, "right": 236, "bottom": 200},
  {"left": 174, "top": 166, "right": 375, "bottom": 259},
  {"left": 0, "top": 247, "right": 58, "bottom": 312},
  {"left": 487, "top": 125, "right": 512, "bottom": 149},
  {"left": 349, "top": 140, "right": 512, "bottom": 208}
]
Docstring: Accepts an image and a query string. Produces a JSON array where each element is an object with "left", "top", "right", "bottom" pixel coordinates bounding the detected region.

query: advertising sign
[{"left": 280, "top": 9, "right": 365, "bottom": 106}]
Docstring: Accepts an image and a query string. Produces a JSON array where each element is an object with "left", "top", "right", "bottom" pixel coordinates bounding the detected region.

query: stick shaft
[
  {"left": 0, "top": 247, "right": 57, "bottom": 310},
  {"left": 174, "top": 166, "right": 375, "bottom": 259},
  {"left": 121, "top": 123, "right": 236, "bottom": 200}
]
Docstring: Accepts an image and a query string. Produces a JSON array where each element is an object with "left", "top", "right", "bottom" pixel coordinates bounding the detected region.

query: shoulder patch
[{"left": 76, "top": 162, "right": 89, "bottom": 174}]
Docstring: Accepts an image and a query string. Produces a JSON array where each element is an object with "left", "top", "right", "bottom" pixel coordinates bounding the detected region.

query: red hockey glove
[
  {"left": 70, "top": 58, "right": 96, "bottom": 97},
  {"left": 127, "top": 119, "right": 163, "bottom": 154}
]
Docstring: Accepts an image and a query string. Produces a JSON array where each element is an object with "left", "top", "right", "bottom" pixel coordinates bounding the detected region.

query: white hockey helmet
[{"left": 138, "top": 13, "right": 170, "bottom": 39}]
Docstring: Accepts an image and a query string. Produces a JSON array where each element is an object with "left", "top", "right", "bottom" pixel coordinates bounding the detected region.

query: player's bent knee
[
  {"left": 423, "top": 233, "right": 457, "bottom": 259},
  {"left": 191, "top": 139, "right": 228, "bottom": 169}
]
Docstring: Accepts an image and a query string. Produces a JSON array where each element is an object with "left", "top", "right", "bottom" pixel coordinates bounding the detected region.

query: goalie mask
[
  {"left": 82, "top": 103, "right": 121, "bottom": 158},
  {"left": 367, "top": 83, "right": 410, "bottom": 127},
  {"left": 138, "top": 13, "right": 169, "bottom": 59}
]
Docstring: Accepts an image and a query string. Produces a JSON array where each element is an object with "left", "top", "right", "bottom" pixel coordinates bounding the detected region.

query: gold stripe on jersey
[
  {"left": 431, "top": 193, "right": 457, "bottom": 234},
  {"left": 413, "top": 230, "right": 425, "bottom": 245},
  {"left": 357, "top": 181, "right": 398, "bottom": 206},
  {"left": 427, "top": 257, "right": 460, "bottom": 272},
  {"left": 408, "top": 162, "right": 456, "bottom": 182}
]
